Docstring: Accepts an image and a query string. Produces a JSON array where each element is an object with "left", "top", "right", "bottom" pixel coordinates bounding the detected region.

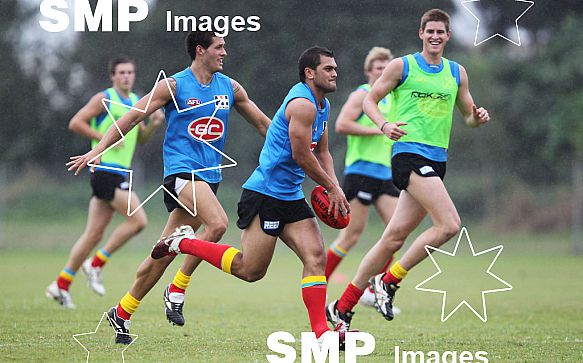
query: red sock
[
  {"left": 116, "top": 304, "right": 131, "bottom": 320},
  {"left": 325, "top": 250, "right": 343, "bottom": 279},
  {"left": 337, "top": 283, "right": 365, "bottom": 313},
  {"left": 91, "top": 255, "right": 106, "bottom": 268},
  {"left": 382, "top": 271, "right": 402, "bottom": 285},
  {"left": 302, "top": 285, "right": 329, "bottom": 338},
  {"left": 379, "top": 255, "right": 395, "bottom": 274},
  {"left": 168, "top": 283, "right": 185, "bottom": 294},
  {"left": 178, "top": 238, "right": 231, "bottom": 270},
  {"left": 56, "top": 276, "right": 72, "bottom": 291}
]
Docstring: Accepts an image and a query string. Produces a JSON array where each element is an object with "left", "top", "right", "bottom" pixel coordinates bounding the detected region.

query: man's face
[
  {"left": 366, "top": 59, "right": 390, "bottom": 84},
  {"left": 200, "top": 37, "right": 227, "bottom": 72},
  {"left": 312, "top": 56, "right": 338, "bottom": 93},
  {"left": 111, "top": 63, "right": 135, "bottom": 92},
  {"left": 419, "top": 21, "right": 451, "bottom": 55}
]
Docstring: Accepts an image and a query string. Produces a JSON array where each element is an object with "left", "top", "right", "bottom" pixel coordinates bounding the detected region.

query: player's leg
[
  {"left": 325, "top": 199, "right": 369, "bottom": 279},
  {"left": 329, "top": 191, "right": 425, "bottom": 324},
  {"left": 370, "top": 174, "right": 460, "bottom": 321},
  {"left": 374, "top": 192, "right": 399, "bottom": 273},
  {"left": 46, "top": 197, "right": 114, "bottom": 308},
  {"left": 357, "top": 192, "right": 400, "bottom": 308},
  {"left": 82, "top": 189, "right": 147, "bottom": 296},
  {"left": 108, "top": 208, "right": 201, "bottom": 344},
  {"left": 164, "top": 180, "right": 228, "bottom": 325},
  {"left": 388, "top": 173, "right": 460, "bottom": 273},
  {"left": 280, "top": 218, "right": 330, "bottom": 338}
]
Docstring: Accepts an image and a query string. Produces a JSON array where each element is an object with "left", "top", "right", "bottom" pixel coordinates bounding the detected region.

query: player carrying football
[
  {"left": 67, "top": 31, "right": 271, "bottom": 344},
  {"left": 150, "top": 46, "right": 351, "bottom": 344},
  {"left": 326, "top": 9, "right": 490, "bottom": 331}
]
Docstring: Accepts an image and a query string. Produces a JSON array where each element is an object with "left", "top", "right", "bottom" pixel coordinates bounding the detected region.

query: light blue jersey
[
  {"left": 243, "top": 83, "right": 330, "bottom": 201},
  {"left": 163, "top": 68, "right": 234, "bottom": 183}
]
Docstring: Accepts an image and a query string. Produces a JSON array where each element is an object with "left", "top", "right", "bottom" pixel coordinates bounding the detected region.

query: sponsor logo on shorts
[
  {"left": 357, "top": 191, "right": 373, "bottom": 201},
  {"left": 186, "top": 98, "right": 202, "bottom": 107},
  {"left": 263, "top": 221, "right": 280, "bottom": 230},
  {"left": 120, "top": 181, "right": 130, "bottom": 190},
  {"left": 188, "top": 117, "right": 225, "bottom": 142},
  {"left": 419, "top": 166, "right": 435, "bottom": 175}
]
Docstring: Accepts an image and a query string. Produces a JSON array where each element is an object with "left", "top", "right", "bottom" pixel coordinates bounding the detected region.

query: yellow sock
[
  {"left": 220, "top": 247, "right": 240, "bottom": 274},
  {"left": 119, "top": 292, "right": 141, "bottom": 315},
  {"left": 172, "top": 269, "right": 191, "bottom": 290},
  {"left": 389, "top": 261, "right": 408, "bottom": 281}
]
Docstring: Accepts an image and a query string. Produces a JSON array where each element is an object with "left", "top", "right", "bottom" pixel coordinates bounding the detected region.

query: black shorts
[
  {"left": 343, "top": 174, "right": 400, "bottom": 205},
  {"left": 236, "top": 189, "right": 315, "bottom": 237},
  {"left": 163, "top": 173, "right": 219, "bottom": 213},
  {"left": 90, "top": 171, "right": 129, "bottom": 201},
  {"left": 391, "top": 153, "right": 446, "bottom": 191}
]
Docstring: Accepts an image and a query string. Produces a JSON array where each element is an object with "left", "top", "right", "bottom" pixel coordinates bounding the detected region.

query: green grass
[{"left": 0, "top": 217, "right": 582, "bottom": 362}]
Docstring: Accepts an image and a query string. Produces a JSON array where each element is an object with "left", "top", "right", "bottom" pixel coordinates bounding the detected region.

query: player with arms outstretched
[{"left": 67, "top": 31, "right": 270, "bottom": 343}]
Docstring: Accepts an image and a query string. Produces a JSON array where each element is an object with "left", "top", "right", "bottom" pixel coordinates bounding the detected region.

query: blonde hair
[{"left": 364, "top": 47, "right": 394, "bottom": 72}]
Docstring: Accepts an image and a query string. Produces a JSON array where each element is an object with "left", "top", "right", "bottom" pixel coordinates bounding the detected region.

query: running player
[
  {"left": 326, "top": 9, "right": 490, "bottom": 331},
  {"left": 46, "top": 57, "right": 164, "bottom": 308},
  {"left": 325, "top": 47, "right": 400, "bottom": 307},
  {"left": 150, "top": 46, "right": 351, "bottom": 344},
  {"left": 67, "top": 31, "right": 270, "bottom": 343}
]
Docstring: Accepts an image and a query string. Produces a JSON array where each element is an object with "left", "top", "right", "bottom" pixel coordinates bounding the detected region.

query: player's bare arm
[
  {"left": 363, "top": 58, "right": 408, "bottom": 141},
  {"left": 137, "top": 108, "right": 165, "bottom": 144},
  {"left": 335, "top": 89, "right": 383, "bottom": 136},
  {"left": 456, "top": 65, "right": 490, "bottom": 128},
  {"left": 232, "top": 79, "right": 271, "bottom": 137},
  {"left": 288, "top": 98, "right": 349, "bottom": 216},
  {"left": 68, "top": 92, "right": 108, "bottom": 141},
  {"left": 67, "top": 79, "right": 175, "bottom": 175}
]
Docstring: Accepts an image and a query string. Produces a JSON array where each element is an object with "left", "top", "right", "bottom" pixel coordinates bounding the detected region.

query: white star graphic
[
  {"left": 89, "top": 70, "right": 238, "bottom": 217},
  {"left": 72, "top": 311, "right": 138, "bottom": 363},
  {"left": 415, "top": 227, "right": 512, "bottom": 322},
  {"left": 461, "top": 0, "right": 535, "bottom": 46}
]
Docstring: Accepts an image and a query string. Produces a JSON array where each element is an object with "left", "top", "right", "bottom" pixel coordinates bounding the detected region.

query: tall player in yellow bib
[
  {"left": 327, "top": 9, "right": 490, "bottom": 330},
  {"left": 46, "top": 57, "right": 164, "bottom": 308}
]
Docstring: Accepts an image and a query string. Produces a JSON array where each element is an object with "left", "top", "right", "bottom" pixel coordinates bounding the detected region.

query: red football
[{"left": 310, "top": 185, "right": 350, "bottom": 229}]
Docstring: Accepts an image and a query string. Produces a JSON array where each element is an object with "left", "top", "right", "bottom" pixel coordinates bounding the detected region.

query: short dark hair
[
  {"left": 185, "top": 31, "right": 217, "bottom": 61},
  {"left": 298, "top": 46, "right": 335, "bottom": 83},
  {"left": 108, "top": 56, "right": 135, "bottom": 75},
  {"left": 420, "top": 9, "right": 451, "bottom": 32}
]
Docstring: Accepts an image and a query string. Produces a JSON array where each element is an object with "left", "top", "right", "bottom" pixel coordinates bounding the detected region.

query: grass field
[{"left": 1, "top": 215, "right": 582, "bottom": 362}]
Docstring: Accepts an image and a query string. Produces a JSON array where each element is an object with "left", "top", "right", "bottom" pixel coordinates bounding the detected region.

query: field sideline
[{"left": 0, "top": 217, "right": 582, "bottom": 362}]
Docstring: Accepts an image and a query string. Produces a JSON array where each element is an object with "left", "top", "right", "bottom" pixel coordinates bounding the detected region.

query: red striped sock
[
  {"left": 382, "top": 271, "right": 402, "bottom": 285},
  {"left": 116, "top": 304, "right": 131, "bottom": 320},
  {"left": 168, "top": 283, "right": 185, "bottom": 294},
  {"left": 91, "top": 254, "right": 106, "bottom": 268},
  {"left": 302, "top": 285, "right": 329, "bottom": 338},
  {"left": 178, "top": 238, "right": 231, "bottom": 270},
  {"left": 337, "top": 283, "right": 365, "bottom": 313},
  {"left": 56, "top": 276, "right": 72, "bottom": 291},
  {"left": 379, "top": 255, "right": 395, "bottom": 274},
  {"left": 325, "top": 250, "right": 343, "bottom": 279}
]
